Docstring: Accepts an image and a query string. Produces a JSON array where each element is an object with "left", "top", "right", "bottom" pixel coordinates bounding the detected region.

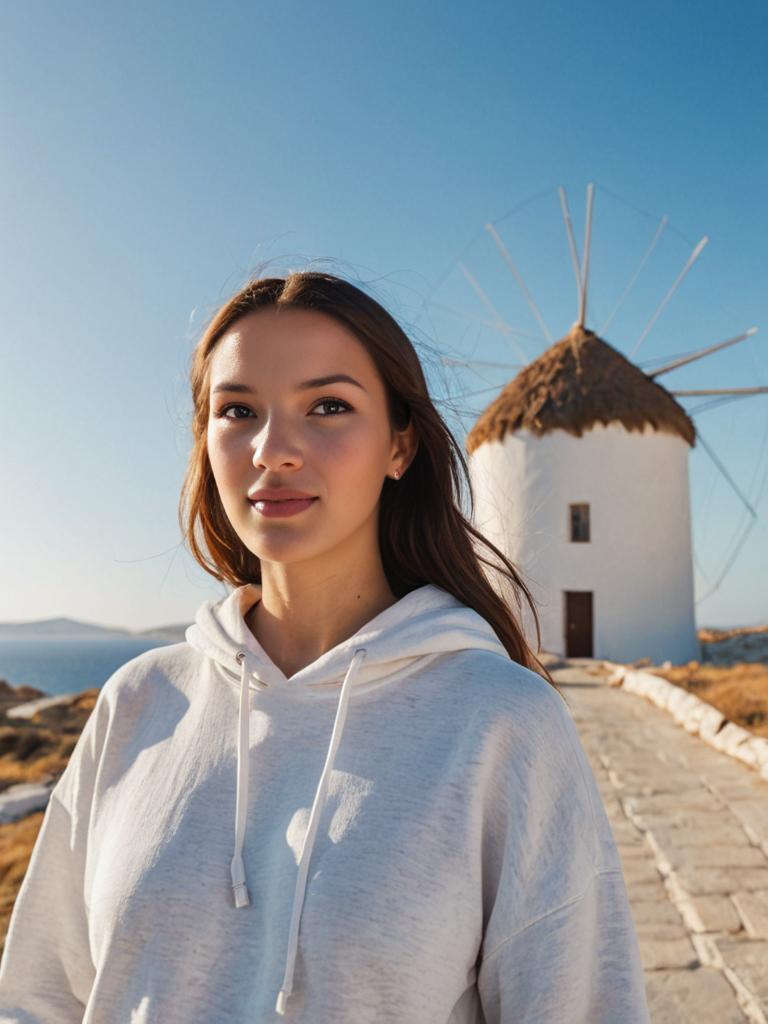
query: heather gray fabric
[{"left": 0, "top": 582, "right": 650, "bottom": 1022}]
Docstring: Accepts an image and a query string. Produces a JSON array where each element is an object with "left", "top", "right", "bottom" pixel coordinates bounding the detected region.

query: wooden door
[{"left": 564, "top": 591, "right": 593, "bottom": 657}]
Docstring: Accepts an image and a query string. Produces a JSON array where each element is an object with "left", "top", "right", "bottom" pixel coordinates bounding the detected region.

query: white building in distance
[{"left": 467, "top": 323, "right": 701, "bottom": 666}]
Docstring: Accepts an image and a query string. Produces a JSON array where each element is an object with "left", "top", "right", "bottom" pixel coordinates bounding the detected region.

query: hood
[{"left": 185, "top": 581, "right": 508, "bottom": 1016}]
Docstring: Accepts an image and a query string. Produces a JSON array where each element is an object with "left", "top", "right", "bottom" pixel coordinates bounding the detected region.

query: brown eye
[
  {"left": 311, "top": 398, "right": 352, "bottom": 416},
  {"left": 217, "top": 404, "right": 252, "bottom": 419}
]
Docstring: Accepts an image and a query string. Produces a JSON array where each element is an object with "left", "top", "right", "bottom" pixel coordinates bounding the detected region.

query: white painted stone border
[
  {"left": 601, "top": 661, "right": 768, "bottom": 783},
  {"left": 0, "top": 780, "right": 56, "bottom": 824},
  {"left": 6, "top": 692, "right": 81, "bottom": 719}
]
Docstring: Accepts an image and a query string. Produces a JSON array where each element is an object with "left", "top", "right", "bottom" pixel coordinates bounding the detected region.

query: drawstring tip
[
  {"left": 231, "top": 854, "right": 250, "bottom": 908},
  {"left": 275, "top": 988, "right": 289, "bottom": 1014},
  {"left": 232, "top": 882, "right": 251, "bottom": 908}
]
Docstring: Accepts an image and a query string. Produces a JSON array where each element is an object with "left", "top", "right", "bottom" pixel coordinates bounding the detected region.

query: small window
[{"left": 569, "top": 503, "right": 590, "bottom": 542}]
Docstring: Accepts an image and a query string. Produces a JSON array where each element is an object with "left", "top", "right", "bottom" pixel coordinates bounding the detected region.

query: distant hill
[
  {"left": 134, "top": 624, "right": 190, "bottom": 643},
  {"left": 0, "top": 617, "right": 131, "bottom": 638},
  {"left": 0, "top": 617, "right": 190, "bottom": 642}
]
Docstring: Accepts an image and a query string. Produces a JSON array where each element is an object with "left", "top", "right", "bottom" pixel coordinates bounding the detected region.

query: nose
[{"left": 250, "top": 415, "right": 304, "bottom": 472}]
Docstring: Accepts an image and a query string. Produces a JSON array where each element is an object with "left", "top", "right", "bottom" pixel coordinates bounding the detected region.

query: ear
[{"left": 390, "top": 420, "right": 418, "bottom": 475}]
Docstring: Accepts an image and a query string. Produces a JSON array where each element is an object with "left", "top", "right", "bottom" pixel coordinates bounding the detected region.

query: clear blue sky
[{"left": 1, "top": 0, "right": 766, "bottom": 633}]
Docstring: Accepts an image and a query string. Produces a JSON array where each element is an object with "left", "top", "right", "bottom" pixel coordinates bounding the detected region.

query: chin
[{"left": 242, "top": 532, "right": 321, "bottom": 563}]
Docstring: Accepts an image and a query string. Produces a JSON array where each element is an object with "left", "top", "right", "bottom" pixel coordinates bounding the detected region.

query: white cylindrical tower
[{"left": 466, "top": 325, "right": 701, "bottom": 666}]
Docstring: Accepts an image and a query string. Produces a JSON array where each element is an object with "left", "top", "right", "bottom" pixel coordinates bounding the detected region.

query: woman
[{"left": 0, "top": 271, "right": 650, "bottom": 1022}]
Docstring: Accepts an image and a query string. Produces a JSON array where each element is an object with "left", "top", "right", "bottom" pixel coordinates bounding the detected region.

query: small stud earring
[{"left": 393, "top": 469, "right": 400, "bottom": 479}]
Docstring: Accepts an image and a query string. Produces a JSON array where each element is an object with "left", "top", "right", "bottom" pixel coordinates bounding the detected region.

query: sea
[{"left": 0, "top": 635, "right": 179, "bottom": 699}]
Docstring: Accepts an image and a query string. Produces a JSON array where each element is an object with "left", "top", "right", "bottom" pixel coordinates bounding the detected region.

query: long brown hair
[{"left": 178, "top": 269, "right": 562, "bottom": 697}]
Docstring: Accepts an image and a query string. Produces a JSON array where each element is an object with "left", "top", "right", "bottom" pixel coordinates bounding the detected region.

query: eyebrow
[{"left": 211, "top": 373, "right": 367, "bottom": 395}]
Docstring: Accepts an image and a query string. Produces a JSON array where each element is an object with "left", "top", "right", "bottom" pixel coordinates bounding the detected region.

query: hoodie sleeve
[
  {"left": 0, "top": 678, "right": 113, "bottom": 1023},
  {"left": 475, "top": 673, "right": 650, "bottom": 1024}
]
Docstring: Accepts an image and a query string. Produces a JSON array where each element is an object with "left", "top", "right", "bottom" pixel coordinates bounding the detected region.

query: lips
[
  {"left": 248, "top": 489, "right": 317, "bottom": 502},
  {"left": 250, "top": 498, "right": 316, "bottom": 504},
  {"left": 249, "top": 496, "right": 318, "bottom": 519}
]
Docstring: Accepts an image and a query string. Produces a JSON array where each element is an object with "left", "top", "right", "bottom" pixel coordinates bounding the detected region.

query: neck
[{"left": 245, "top": 548, "right": 397, "bottom": 680}]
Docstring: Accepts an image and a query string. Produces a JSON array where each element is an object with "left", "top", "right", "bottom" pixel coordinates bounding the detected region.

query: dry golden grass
[
  {"left": 645, "top": 660, "right": 768, "bottom": 738},
  {"left": 0, "top": 810, "right": 44, "bottom": 950},
  {"left": 639, "top": 624, "right": 768, "bottom": 739}
]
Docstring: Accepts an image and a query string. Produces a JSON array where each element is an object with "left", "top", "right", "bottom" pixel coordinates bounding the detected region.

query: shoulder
[
  {"left": 453, "top": 652, "right": 617, "bottom": 869},
  {"left": 96, "top": 640, "right": 200, "bottom": 711},
  {"left": 432, "top": 648, "right": 592, "bottom": 808},
  {"left": 51, "top": 642, "right": 203, "bottom": 812},
  {"left": 433, "top": 647, "right": 571, "bottom": 735}
]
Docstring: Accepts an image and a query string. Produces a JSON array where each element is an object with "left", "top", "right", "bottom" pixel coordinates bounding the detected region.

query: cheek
[
  {"left": 318, "top": 425, "right": 386, "bottom": 480},
  {"left": 206, "top": 427, "right": 223, "bottom": 472},
  {"left": 206, "top": 427, "right": 242, "bottom": 485}
]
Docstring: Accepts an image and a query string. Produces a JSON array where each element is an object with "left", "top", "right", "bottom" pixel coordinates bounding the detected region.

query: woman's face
[{"left": 206, "top": 307, "right": 413, "bottom": 570}]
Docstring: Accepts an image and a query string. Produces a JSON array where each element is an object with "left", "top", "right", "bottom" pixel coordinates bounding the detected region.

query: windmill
[{"left": 418, "top": 185, "right": 766, "bottom": 663}]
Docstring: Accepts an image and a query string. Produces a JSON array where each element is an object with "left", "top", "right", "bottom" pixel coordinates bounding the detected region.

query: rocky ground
[
  {"left": 0, "top": 681, "right": 100, "bottom": 944},
  {"left": 0, "top": 680, "right": 100, "bottom": 789}
]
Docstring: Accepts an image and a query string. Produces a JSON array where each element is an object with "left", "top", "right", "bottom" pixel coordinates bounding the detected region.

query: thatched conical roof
[{"left": 465, "top": 324, "right": 696, "bottom": 455}]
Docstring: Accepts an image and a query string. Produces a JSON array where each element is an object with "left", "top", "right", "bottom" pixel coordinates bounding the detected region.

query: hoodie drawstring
[
  {"left": 228, "top": 645, "right": 368, "bottom": 1017},
  {"left": 229, "top": 649, "right": 264, "bottom": 909}
]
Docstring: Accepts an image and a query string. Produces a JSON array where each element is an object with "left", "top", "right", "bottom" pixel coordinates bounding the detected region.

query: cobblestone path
[{"left": 550, "top": 659, "right": 768, "bottom": 1024}]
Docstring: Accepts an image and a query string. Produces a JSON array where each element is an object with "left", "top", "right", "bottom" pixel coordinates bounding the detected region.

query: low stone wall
[{"left": 602, "top": 662, "right": 768, "bottom": 782}]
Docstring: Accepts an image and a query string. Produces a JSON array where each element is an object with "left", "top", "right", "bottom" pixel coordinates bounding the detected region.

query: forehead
[{"left": 209, "top": 308, "right": 374, "bottom": 378}]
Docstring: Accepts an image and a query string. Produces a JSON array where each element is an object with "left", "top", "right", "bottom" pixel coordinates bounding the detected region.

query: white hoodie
[{"left": 0, "top": 582, "right": 650, "bottom": 1023}]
